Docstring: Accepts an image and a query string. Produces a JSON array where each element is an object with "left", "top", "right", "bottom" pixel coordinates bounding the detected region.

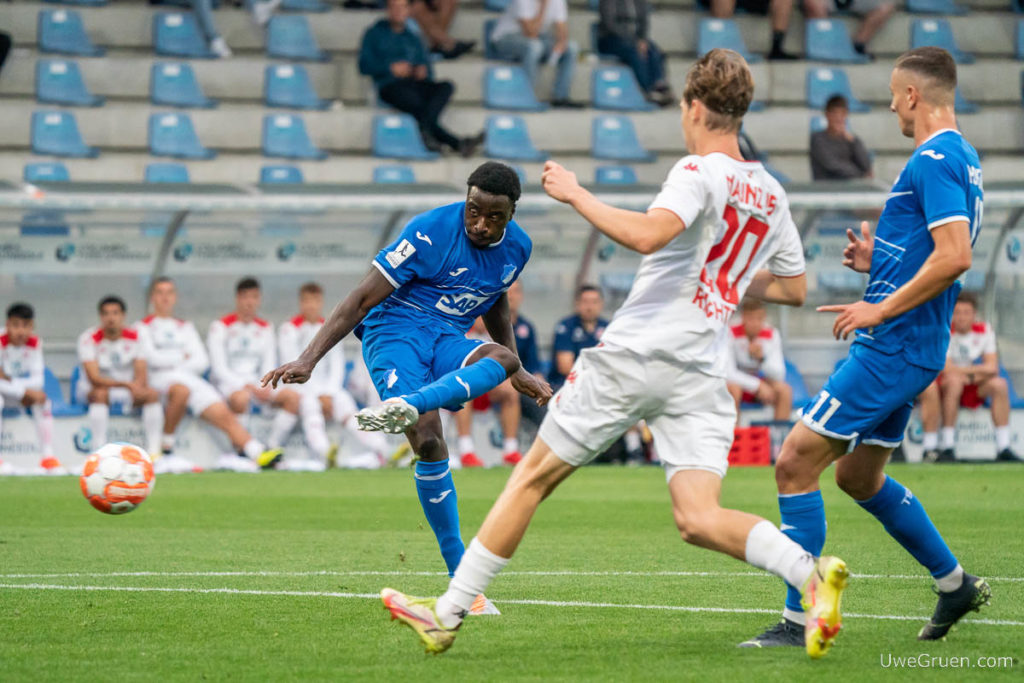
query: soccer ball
[{"left": 79, "top": 442, "right": 156, "bottom": 514}]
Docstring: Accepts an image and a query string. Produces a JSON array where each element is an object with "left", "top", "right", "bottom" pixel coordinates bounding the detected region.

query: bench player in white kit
[{"left": 381, "top": 49, "right": 850, "bottom": 659}]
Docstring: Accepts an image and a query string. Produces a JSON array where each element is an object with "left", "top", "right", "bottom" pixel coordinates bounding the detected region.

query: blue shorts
[{"left": 801, "top": 343, "right": 938, "bottom": 448}]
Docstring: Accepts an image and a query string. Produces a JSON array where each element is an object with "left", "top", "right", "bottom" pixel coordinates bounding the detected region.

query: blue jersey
[
  {"left": 365, "top": 201, "right": 532, "bottom": 335},
  {"left": 855, "top": 129, "right": 983, "bottom": 371}
]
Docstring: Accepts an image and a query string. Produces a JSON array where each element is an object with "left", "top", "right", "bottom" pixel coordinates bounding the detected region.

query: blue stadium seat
[
  {"left": 38, "top": 9, "right": 104, "bottom": 56},
  {"left": 372, "top": 113, "right": 439, "bottom": 159},
  {"left": 148, "top": 112, "right": 215, "bottom": 159},
  {"left": 485, "top": 0, "right": 510, "bottom": 10},
  {"left": 153, "top": 12, "right": 214, "bottom": 59},
  {"left": 483, "top": 65, "right": 545, "bottom": 111},
  {"left": 697, "top": 19, "right": 760, "bottom": 63},
  {"left": 999, "top": 365, "right": 1024, "bottom": 410},
  {"left": 267, "top": 15, "right": 330, "bottom": 62},
  {"left": 595, "top": 165, "right": 637, "bottom": 185},
  {"left": 145, "top": 162, "right": 190, "bottom": 183},
  {"left": 46, "top": 367, "right": 85, "bottom": 417},
  {"left": 484, "top": 115, "right": 546, "bottom": 161},
  {"left": 591, "top": 115, "right": 654, "bottom": 162},
  {"left": 262, "top": 114, "right": 327, "bottom": 160},
  {"left": 906, "top": 0, "right": 967, "bottom": 14},
  {"left": 805, "top": 19, "right": 869, "bottom": 63},
  {"left": 36, "top": 59, "right": 103, "bottom": 106},
  {"left": 784, "top": 360, "right": 813, "bottom": 408},
  {"left": 911, "top": 19, "right": 974, "bottom": 64},
  {"left": 282, "top": 0, "right": 330, "bottom": 10},
  {"left": 955, "top": 87, "right": 978, "bottom": 114},
  {"left": 151, "top": 62, "right": 217, "bottom": 108},
  {"left": 24, "top": 162, "right": 70, "bottom": 183},
  {"left": 806, "top": 68, "right": 870, "bottom": 112},
  {"left": 373, "top": 164, "right": 416, "bottom": 183},
  {"left": 265, "top": 64, "right": 329, "bottom": 110},
  {"left": 592, "top": 66, "right": 654, "bottom": 111},
  {"left": 1015, "top": 20, "right": 1023, "bottom": 60},
  {"left": 31, "top": 110, "right": 97, "bottom": 157},
  {"left": 810, "top": 115, "right": 827, "bottom": 133},
  {"left": 260, "top": 164, "right": 304, "bottom": 184}
]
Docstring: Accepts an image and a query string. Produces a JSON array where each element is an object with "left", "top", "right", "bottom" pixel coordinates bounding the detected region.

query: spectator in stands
[
  {"left": 490, "top": 0, "right": 585, "bottom": 107},
  {"left": 725, "top": 298, "right": 793, "bottom": 421},
  {"left": 597, "top": 0, "right": 674, "bottom": 106},
  {"left": 917, "top": 294, "right": 1021, "bottom": 463},
  {"left": 359, "top": 0, "right": 485, "bottom": 156},
  {"left": 810, "top": 95, "right": 872, "bottom": 181},
  {"left": 76, "top": 296, "right": 164, "bottom": 460},
  {"left": 697, "top": 0, "right": 800, "bottom": 60},
  {"left": 803, "top": 0, "right": 895, "bottom": 59},
  {"left": 190, "top": 0, "right": 283, "bottom": 59},
  {"left": 408, "top": 0, "right": 475, "bottom": 59},
  {"left": 507, "top": 281, "right": 545, "bottom": 428},
  {"left": 0, "top": 303, "right": 65, "bottom": 474},
  {"left": 549, "top": 284, "right": 608, "bottom": 391}
]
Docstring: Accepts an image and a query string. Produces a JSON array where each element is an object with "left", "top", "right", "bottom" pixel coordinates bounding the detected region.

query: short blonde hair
[{"left": 682, "top": 48, "right": 753, "bottom": 133}]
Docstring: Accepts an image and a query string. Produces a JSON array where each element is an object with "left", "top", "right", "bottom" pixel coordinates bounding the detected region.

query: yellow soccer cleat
[
  {"left": 801, "top": 556, "right": 850, "bottom": 659},
  {"left": 381, "top": 588, "right": 459, "bottom": 654},
  {"left": 256, "top": 448, "right": 284, "bottom": 470}
]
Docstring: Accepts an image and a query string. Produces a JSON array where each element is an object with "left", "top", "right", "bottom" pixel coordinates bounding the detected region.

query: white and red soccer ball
[{"left": 79, "top": 442, "right": 155, "bottom": 514}]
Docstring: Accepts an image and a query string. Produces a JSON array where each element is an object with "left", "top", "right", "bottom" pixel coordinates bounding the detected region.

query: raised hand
[{"left": 842, "top": 221, "right": 874, "bottom": 273}]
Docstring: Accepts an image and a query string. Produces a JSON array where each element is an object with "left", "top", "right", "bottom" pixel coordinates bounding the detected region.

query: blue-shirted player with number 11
[{"left": 743, "top": 46, "right": 990, "bottom": 650}]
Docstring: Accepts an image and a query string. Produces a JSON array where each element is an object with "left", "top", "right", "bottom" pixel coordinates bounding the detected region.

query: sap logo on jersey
[
  {"left": 436, "top": 291, "right": 488, "bottom": 315},
  {"left": 385, "top": 239, "right": 416, "bottom": 268}
]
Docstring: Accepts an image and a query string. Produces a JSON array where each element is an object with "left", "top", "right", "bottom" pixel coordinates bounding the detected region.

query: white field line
[{"left": 1, "top": 582, "right": 1022, "bottom": 627}]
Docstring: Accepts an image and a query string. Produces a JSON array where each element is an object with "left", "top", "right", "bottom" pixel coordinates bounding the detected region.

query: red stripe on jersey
[
  {"left": 122, "top": 328, "right": 139, "bottom": 341},
  {"left": 730, "top": 324, "right": 744, "bottom": 338},
  {"left": 142, "top": 314, "right": 156, "bottom": 324},
  {"left": 0, "top": 333, "right": 8, "bottom": 347},
  {"left": 91, "top": 328, "right": 105, "bottom": 343},
  {"left": 971, "top": 322, "right": 987, "bottom": 334},
  {"left": 290, "top": 314, "right": 305, "bottom": 327},
  {"left": 220, "top": 313, "right": 239, "bottom": 326},
  {"left": 26, "top": 336, "right": 40, "bottom": 348},
  {"left": 253, "top": 317, "right": 269, "bottom": 328},
  {"left": 758, "top": 327, "right": 775, "bottom": 340}
]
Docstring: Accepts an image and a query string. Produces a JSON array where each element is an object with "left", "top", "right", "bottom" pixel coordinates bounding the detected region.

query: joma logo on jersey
[{"left": 435, "top": 292, "right": 488, "bottom": 315}]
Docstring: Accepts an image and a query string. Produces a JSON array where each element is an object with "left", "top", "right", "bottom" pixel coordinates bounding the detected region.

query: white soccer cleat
[
  {"left": 467, "top": 594, "right": 501, "bottom": 616},
  {"left": 214, "top": 453, "right": 261, "bottom": 473},
  {"left": 355, "top": 398, "right": 420, "bottom": 434}
]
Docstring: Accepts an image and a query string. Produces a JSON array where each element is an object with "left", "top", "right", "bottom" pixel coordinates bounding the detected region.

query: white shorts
[
  {"left": 74, "top": 375, "right": 133, "bottom": 407},
  {"left": 538, "top": 344, "right": 736, "bottom": 481},
  {"left": 150, "top": 370, "right": 222, "bottom": 416}
]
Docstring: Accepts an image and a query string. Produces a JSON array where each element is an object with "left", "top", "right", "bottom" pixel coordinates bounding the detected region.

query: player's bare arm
[
  {"left": 542, "top": 161, "right": 685, "bottom": 254},
  {"left": 481, "top": 293, "right": 552, "bottom": 406},
  {"left": 82, "top": 359, "right": 130, "bottom": 390},
  {"left": 971, "top": 351, "right": 1000, "bottom": 383},
  {"left": 819, "top": 220, "right": 971, "bottom": 339},
  {"left": 262, "top": 268, "right": 395, "bottom": 388},
  {"left": 745, "top": 270, "right": 807, "bottom": 307}
]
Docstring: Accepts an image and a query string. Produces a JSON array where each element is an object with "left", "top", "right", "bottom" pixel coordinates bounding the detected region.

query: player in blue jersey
[
  {"left": 262, "top": 162, "right": 552, "bottom": 599},
  {"left": 742, "top": 47, "right": 990, "bottom": 650}
]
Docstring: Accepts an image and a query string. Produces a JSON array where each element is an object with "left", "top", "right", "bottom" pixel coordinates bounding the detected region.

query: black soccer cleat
[
  {"left": 738, "top": 618, "right": 804, "bottom": 648},
  {"left": 918, "top": 573, "right": 991, "bottom": 641},
  {"left": 996, "top": 448, "right": 1023, "bottom": 462}
]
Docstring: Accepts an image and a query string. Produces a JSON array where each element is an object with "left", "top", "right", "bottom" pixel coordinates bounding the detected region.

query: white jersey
[
  {"left": 0, "top": 330, "right": 45, "bottom": 398},
  {"left": 207, "top": 313, "right": 276, "bottom": 389},
  {"left": 277, "top": 315, "right": 344, "bottom": 395},
  {"left": 135, "top": 315, "right": 210, "bottom": 377},
  {"left": 947, "top": 322, "right": 996, "bottom": 368},
  {"left": 77, "top": 326, "right": 143, "bottom": 383},
  {"left": 726, "top": 323, "right": 785, "bottom": 393},
  {"left": 600, "top": 153, "right": 805, "bottom": 376}
]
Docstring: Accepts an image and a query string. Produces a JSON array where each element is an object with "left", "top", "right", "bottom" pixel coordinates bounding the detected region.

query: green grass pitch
[{"left": 0, "top": 464, "right": 1021, "bottom": 681}]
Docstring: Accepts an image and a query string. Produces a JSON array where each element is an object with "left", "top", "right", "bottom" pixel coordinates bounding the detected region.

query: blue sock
[
  {"left": 779, "top": 490, "right": 826, "bottom": 615},
  {"left": 414, "top": 459, "right": 465, "bottom": 576},
  {"left": 402, "top": 357, "right": 508, "bottom": 414},
  {"left": 856, "top": 475, "right": 958, "bottom": 578}
]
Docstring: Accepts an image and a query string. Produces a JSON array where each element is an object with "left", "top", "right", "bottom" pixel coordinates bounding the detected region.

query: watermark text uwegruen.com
[{"left": 880, "top": 653, "right": 1016, "bottom": 669}]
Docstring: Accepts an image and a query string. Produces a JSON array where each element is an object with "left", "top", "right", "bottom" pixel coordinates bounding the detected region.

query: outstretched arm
[
  {"left": 746, "top": 271, "right": 807, "bottom": 307},
  {"left": 262, "top": 268, "right": 395, "bottom": 388},
  {"left": 482, "top": 293, "right": 552, "bottom": 405}
]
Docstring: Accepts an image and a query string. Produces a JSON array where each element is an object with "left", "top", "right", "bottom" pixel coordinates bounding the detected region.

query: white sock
[
  {"left": 344, "top": 417, "right": 389, "bottom": 455},
  {"left": 936, "top": 564, "right": 964, "bottom": 593},
  {"left": 142, "top": 402, "right": 164, "bottom": 456},
  {"left": 941, "top": 427, "right": 956, "bottom": 450},
  {"left": 744, "top": 520, "right": 816, "bottom": 590},
  {"left": 268, "top": 410, "right": 298, "bottom": 449},
  {"left": 995, "top": 426, "right": 1010, "bottom": 451},
  {"left": 161, "top": 433, "right": 176, "bottom": 453},
  {"left": 458, "top": 435, "right": 475, "bottom": 456},
  {"left": 301, "top": 399, "right": 331, "bottom": 458},
  {"left": 436, "top": 537, "right": 509, "bottom": 628},
  {"left": 922, "top": 431, "right": 938, "bottom": 450},
  {"left": 33, "top": 400, "right": 55, "bottom": 457},
  {"left": 502, "top": 437, "right": 519, "bottom": 455},
  {"left": 88, "top": 402, "right": 110, "bottom": 448},
  {"left": 242, "top": 438, "right": 266, "bottom": 459},
  {"left": 782, "top": 607, "right": 806, "bottom": 626},
  {"left": 624, "top": 429, "right": 642, "bottom": 452}
]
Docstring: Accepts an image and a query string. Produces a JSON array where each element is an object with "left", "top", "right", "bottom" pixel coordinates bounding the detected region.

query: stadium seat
[
  {"left": 956, "top": 87, "right": 979, "bottom": 114},
  {"left": 267, "top": 15, "right": 330, "bottom": 62},
  {"left": 591, "top": 115, "right": 655, "bottom": 162},
  {"left": 265, "top": 64, "right": 330, "bottom": 110},
  {"left": 911, "top": 19, "right": 974, "bottom": 64},
  {"left": 46, "top": 367, "right": 85, "bottom": 417},
  {"left": 697, "top": 19, "right": 761, "bottom": 63},
  {"left": 483, "top": 66, "right": 545, "bottom": 111},
  {"left": 810, "top": 115, "right": 827, "bottom": 133},
  {"left": 262, "top": 114, "right": 327, "bottom": 160},
  {"left": 804, "top": 19, "right": 869, "bottom": 63},
  {"left": 484, "top": 115, "right": 546, "bottom": 161},
  {"left": 592, "top": 66, "right": 655, "bottom": 111},
  {"left": 999, "top": 365, "right": 1024, "bottom": 410},
  {"left": 31, "top": 110, "right": 98, "bottom": 157},
  {"left": 784, "top": 360, "right": 812, "bottom": 407},
  {"left": 153, "top": 12, "right": 214, "bottom": 59},
  {"left": 38, "top": 9, "right": 104, "bottom": 56},
  {"left": 372, "top": 113, "right": 439, "bottom": 159},
  {"left": 148, "top": 112, "right": 215, "bottom": 159},
  {"left": 36, "top": 59, "right": 103, "bottom": 107},
  {"left": 806, "top": 68, "right": 870, "bottom": 112},
  {"left": 485, "top": 0, "right": 510, "bottom": 10},
  {"left": 1015, "top": 20, "right": 1023, "bottom": 60},
  {"left": 145, "top": 162, "right": 190, "bottom": 183},
  {"left": 260, "top": 164, "right": 304, "bottom": 184},
  {"left": 906, "top": 0, "right": 967, "bottom": 14},
  {"left": 595, "top": 165, "right": 637, "bottom": 185},
  {"left": 282, "top": 0, "right": 330, "bottom": 9},
  {"left": 373, "top": 164, "right": 416, "bottom": 183},
  {"left": 151, "top": 62, "right": 217, "bottom": 108},
  {"left": 24, "top": 162, "right": 70, "bottom": 183}
]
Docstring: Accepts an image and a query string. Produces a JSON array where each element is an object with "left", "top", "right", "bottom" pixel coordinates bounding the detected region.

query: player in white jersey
[
  {"left": 208, "top": 277, "right": 299, "bottom": 467},
  {"left": 137, "top": 277, "right": 282, "bottom": 473},
  {"left": 726, "top": 298, "right": 793, "bottom": 421},
  {"left": 381, "top": 49, "right": 849, "bottom": 659},
  {"left": 278, "top": 282, "right": 389, "bottom": 469},
  {"left": 0, "top": 303, "right": 65, "bottom": 474},
  {"left": 76, "top": 296, "right": 164, "bottom": 458}
]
